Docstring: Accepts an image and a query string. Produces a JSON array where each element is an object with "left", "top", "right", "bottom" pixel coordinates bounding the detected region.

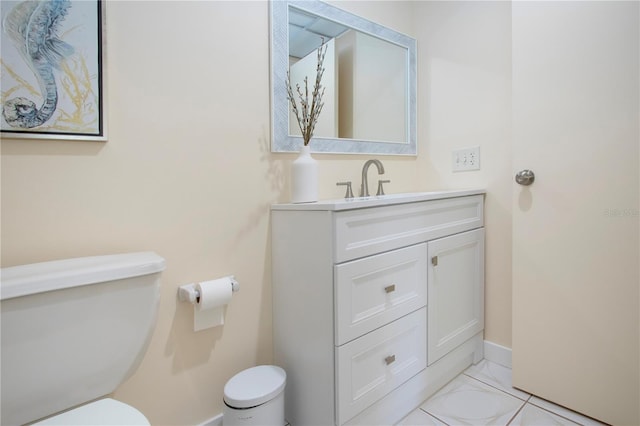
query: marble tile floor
[{"left": 397, "top": 360, "right": 608, "bottom": 426}]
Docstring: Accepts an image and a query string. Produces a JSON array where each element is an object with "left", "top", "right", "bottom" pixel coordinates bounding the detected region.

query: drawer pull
[
  {"left": 432, "top": 256, "right": 438, "bottom": 266},
  {"left": 384, "top": 284, "right": 396, "bottom": 293},
  {"left": 385, "top": 354, "right": 396, "bottom": 365}
]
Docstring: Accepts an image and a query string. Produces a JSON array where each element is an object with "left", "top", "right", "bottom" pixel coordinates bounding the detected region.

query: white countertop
[{"left": 272, "top": 188, "right": 486, "bottom": 211}]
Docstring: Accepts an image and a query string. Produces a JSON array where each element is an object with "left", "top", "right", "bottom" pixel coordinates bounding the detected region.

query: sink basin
[{"left": 272, "top": 189, "right": 486, "bottom": 211}]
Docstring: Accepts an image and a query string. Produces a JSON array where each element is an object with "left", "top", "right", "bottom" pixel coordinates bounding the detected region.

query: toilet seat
[{"left": 33, "top": 398, "right": 149, "bottom": 425}]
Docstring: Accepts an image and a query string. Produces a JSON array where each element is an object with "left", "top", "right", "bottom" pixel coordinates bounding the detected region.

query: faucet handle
[
  {"left": 337, "top": 181, "right": 354, "bottom": 199},
  {"left": 376, "top": 180, "right": 391, "bottom": 196}
]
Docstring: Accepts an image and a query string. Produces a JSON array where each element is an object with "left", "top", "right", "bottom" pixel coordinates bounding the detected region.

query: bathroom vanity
[{"left": 271, "top": 189, "right": 485, "bottom": 425}]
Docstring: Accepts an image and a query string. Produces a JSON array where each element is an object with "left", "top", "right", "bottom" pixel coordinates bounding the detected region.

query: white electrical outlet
[{"left": 452, "top": 146, "right": 480, "bottom": 172}]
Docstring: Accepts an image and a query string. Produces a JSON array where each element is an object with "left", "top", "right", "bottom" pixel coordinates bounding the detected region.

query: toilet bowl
[{"left": 0, "top": 252, "right": 165, "bottom": 425}]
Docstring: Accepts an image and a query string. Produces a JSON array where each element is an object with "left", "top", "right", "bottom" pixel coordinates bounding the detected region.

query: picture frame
[{"left": 0, "top": 0, "right": 106, "bottom": 141}]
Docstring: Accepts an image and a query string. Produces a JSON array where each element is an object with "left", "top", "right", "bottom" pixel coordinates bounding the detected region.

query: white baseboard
[
  {"left": 197, "top": 413, "right": 222, "bottom": 426},
  {"left": 483, "top": 340, "right": 512, "bottom": 368}
]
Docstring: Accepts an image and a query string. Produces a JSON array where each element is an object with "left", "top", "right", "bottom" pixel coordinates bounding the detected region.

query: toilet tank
[{"left": 0, "top": 252, "right": 166, "bottom": 426}]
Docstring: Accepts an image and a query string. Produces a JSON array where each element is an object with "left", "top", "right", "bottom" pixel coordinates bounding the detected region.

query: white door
[{"left": 512, "top": 2, "right": 639, "bottom": 425}]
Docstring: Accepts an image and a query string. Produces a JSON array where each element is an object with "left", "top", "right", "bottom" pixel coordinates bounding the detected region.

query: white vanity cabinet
[{"left": 272, "top": 190, "right": 485, "bottom": 426}]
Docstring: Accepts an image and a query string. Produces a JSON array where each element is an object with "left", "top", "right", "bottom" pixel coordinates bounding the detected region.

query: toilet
[
  {"left": 33, "top": 398, "right": 149, "bottom": 425},
  {"left": 0, "top": 252, "right": 166, "bottom": 425},
  {"left": 223, "top": 365, "right": 286, "bottom": 426}
]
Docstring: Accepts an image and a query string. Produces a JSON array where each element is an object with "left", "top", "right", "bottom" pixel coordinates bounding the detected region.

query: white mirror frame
[{"left": 270, "top": 0, "right": 417, "bottom": 155}]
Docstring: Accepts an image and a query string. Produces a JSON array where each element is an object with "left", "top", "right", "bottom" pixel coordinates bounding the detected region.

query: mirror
[{"left": 270, "top": 0, "right": 417, "bottom": 155}]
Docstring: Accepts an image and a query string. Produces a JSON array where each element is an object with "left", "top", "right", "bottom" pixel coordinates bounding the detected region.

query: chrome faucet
[{"left": 360, "top": 159, "right": 385, "bottom": 197}]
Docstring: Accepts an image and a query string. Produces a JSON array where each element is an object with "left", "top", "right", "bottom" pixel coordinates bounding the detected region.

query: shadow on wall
[
  {"left": 167, "top": 301, "right": 225, "bottom": 373},
  {"left": 164, "top": 127, "right": 285, "bottom": 374},
  {"left": 232, "top": 128, "right": 287, "bottom": 250},
  {"left": 0, "top": 137, "right": 105, "bottom": 157}
]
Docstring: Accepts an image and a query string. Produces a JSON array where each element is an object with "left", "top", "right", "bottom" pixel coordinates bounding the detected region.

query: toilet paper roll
[{"left": 194, "top": 277, "right": 233, "bottom": 331}]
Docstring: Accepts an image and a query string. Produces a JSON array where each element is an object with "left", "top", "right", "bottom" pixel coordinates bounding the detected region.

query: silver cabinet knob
[{"left": 515, "top": 169, "right": 535, "bottom": 186}]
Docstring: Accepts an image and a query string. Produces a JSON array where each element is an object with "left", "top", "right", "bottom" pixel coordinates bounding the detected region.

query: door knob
[{"left": 515, "top": 169, "right": 535, "bottom": 186}]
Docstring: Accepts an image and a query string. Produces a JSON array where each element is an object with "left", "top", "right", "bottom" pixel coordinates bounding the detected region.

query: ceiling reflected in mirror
[{"left": 288, "top": 8, "right": 349, "bottom": 59}]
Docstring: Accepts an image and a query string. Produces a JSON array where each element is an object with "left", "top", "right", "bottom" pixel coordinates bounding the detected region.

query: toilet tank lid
[{"left": 1, "top": 252, "right": 166, "bottom": 301}]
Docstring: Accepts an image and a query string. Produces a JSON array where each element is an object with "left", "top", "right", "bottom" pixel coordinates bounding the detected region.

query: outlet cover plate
[{"left": 452, "top": 146, "right": 480, "bottom": 172}]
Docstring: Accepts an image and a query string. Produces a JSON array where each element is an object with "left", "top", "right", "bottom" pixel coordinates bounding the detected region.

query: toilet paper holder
[{"left": 178, "top": 276, "right": 240, "bottom": 304}]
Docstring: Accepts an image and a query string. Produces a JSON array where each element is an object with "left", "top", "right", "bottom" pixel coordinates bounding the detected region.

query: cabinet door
[{"left": 427, "top": 228, "right": 484, "bottom": 365}]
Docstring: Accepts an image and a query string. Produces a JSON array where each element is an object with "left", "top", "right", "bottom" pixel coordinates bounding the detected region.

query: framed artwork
[{"left": 1, "top": 0, "right": 106, "bottom": 141}]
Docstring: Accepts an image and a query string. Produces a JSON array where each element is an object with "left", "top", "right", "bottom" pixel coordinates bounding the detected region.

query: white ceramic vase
[{"left": 291, "top": 145, "right": 318, "bottom": 203}]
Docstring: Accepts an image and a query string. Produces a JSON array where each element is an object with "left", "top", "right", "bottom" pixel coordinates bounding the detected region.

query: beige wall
[
  {"left": 412, "top": 1, "right": 513, "bottom": 348},
  {"left": 0, "top": 1, "right": 512, "bottom": 424}
]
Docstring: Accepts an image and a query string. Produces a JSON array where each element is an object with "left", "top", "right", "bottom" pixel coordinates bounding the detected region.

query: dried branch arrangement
[{"left": 286, "top": 41, "right": 327, "bottom": 146}]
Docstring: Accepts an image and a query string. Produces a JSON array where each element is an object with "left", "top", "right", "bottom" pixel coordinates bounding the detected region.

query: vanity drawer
[
  {"left": 334, "top": 195, "right": 483, "bottom": 262},
  {"left": 334, "top": 243, "right": 427, "bottom": 345},
  {"left": 335, "top": 308, "right": 427, "bottom": 425}
]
